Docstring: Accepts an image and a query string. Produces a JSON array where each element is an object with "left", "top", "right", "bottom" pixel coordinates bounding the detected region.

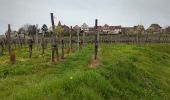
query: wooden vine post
[
  {"left": 41, "top": 34, "right": 45, "bottom": 55},
  {"left": 61, "top": 39, "right": 64, "bottom": 59},
  {"left": 94, "top": 19, "right": 98, "bottom": 60},
  {"left": 7, "top": 24, "right": 11, "bottom": 54},
  {"left": 137, "top": 26, "right": 142, "bottom": 45},
  {"left": 55, "top": 44, "right": 59, "bottom": 61},
  {"left": 51, "top": 13, "right": 59, "bottom": 62},
  {"left": 51, "top": 13, "right": 55, "bottom": 62},
  {"left": 8, "top": 24, "right": 16, "bottom": 63},
  {"left": 36, "top": 24, "right": 39, "bottom": 51},
  {"left": 80, "top": 30, "right": 83, "bottom": 50},
  {"left": 28, "top": 39, "right": 33, "bottom": 58},
  {"left": 97, "top": 22, "right": 100, "bottom": 46},
  {"left": 17, "top": 31, "right": 22, "bottom": 48},
  {"left": 77, "top": 28, "right": 80, "bottom": 52},
  {"left": 83, "top": 31, "right": 85, "bottom": 45},
  {"left": 69, "top": 26, "right": 72, "bottom": 53},
  {"left": 51, "top": 43, "right": 55, "bottom": 62},
  {"left": 41, "top": 26, "right": 46, "bottom": 55}
]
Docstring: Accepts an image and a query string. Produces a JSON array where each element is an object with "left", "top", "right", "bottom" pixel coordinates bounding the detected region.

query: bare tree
[
  {"left": 18, "top": 27, "right": 25, "bottom": 48},
  {"left": 28, "top": 25, "right": 37, "bottom": 41},
  {"left": 41, "top": 24, "right": 48, "bottom": 37},
  {"left": 23, "top": 24, "right": 30, "bottom": 39},
  {"left": 41, "top": 24, "right": 48, "bottom": 54}
]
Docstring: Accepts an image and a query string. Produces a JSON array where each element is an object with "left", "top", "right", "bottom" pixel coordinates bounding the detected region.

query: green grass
[{"left": 1, "top": 44, "right": 170, "bottom": 99}]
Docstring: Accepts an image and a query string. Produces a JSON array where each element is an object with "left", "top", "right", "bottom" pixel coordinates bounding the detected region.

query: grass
[{"left": 1, "top": 43, "right": 170, "bottom": 99}]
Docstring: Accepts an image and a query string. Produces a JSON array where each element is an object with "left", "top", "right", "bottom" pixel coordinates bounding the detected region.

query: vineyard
[
  {"left": 0, "top": 43, "right": 170, "bottom": 99},
  {"left": 1, "top": 16, "right": 170, "bottom": 99}
]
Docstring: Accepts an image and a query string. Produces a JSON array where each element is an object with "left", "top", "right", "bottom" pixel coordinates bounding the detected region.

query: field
[{"left": 1, "top": 44, "right": 170, "bottom": 99}]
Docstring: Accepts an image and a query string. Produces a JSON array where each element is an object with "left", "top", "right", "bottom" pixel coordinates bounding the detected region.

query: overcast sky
[{"left": 0, "top": 0, "right": 170, "bottom": 34}]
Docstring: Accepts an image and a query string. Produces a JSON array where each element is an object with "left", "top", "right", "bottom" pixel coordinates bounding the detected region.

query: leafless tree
[{"left": 28, "top": 25, "right": 37, "bottom": 41}]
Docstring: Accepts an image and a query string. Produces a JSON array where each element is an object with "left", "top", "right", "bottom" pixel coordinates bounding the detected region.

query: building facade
[
  {"left": 81, "top": 23, "right": 89, "bottom": 33},
  {"left": 146, "top": 24, "right": 162, "bottom": 33}
]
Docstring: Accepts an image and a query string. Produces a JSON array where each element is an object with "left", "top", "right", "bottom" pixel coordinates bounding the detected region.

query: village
[{"left": 1, "top": 21, "right": 170, "bottom": 39}]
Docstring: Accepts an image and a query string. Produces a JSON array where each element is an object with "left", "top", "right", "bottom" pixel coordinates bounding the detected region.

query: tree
[
  {"left": 18, "top": 27, "right": 26, "bottom": 48},
  {"left": 55, "top": 25, "right": 62, "bottom": 44},
  {"left": 18, "top": 27, "right": 25, "bottom": 34},
  {"left": 41, "top": 24, "right": 48, "bottom": 37},
  {"left": 41, "top": 24, "right": 48, "bottom": 54},
  {"left": 28, "top": 25, "right": 37, "bottom": 41},
  {"left": 22, "top": 24, "right": 30, "bottom": 38},
  {"left": 55, "top": 25, "right": 62, "bottom": 35}
]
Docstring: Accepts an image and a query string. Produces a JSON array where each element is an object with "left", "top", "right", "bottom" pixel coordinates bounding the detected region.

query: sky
[{"left": 0, "top": 0, "right": 170, "bottom": 34}]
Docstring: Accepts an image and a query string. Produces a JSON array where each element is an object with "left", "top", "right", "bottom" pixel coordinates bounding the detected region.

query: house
[
  {"left": 122, "top": 27, "right": 135, "bottom": 34},
  {"left": 9, "top": 31, "right": 18, "bottom": 38},
  {"left": 57, "top": 21, "right": 70, "bottom": 33},
  {"left": 89, "top": 26, "right": 102, "bottom": 33},
  {"left": 165, "top": 26, "right": 170, "bottom": 33},
  {"left": 146, "top": 24, "right": 162, "bottom": 33},
  {"left": 109, "top": 26, "right": 122, "bottom": 34},
  {"left": 102, "top": 24, "right": 110, "bottom": 33},
  {"left": 89, "top": 27, "right": 95, "bottom": 32},
  {"left": 73, "top": 25, "right": 80, "bottom": 34},
  {"left": 134, "top": 25, "right": 145, "bottom": 34},
  {"left": 100, "top": 24, "right": 122, "bottom": 34},
  {"left": 73, "top": 25, "right": 80, "bottom": 30},
  {"left": 97, "top": 26, "right": 103, "bottom": 32},
  {"left": 81, "top": 23, "right": 89, "bottom": 33},
  {"left": 61, "top": 25, "right": 70, "bottom": 33}
]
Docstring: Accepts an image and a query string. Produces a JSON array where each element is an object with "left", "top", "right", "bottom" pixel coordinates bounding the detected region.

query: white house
[
  {"left": 102, "top": 24, "right": 110, "bottom": 33},
  {"left": 73, "top": 25, "right": 80, "bottom": 30},
  {"left": 109, "top": 26, "right": 122, "bottom": 34},
  {"left": 81, "top": 23, "right": 89, "bottom": 33}
]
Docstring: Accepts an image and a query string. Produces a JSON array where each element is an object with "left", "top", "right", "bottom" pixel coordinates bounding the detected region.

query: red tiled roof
[{"left": 150, "top": 24, "right": 162, "bottom": 29}]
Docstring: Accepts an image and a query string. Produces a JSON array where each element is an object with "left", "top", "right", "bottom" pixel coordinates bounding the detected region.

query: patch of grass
[{"left": 1, "top": 44, "right": 170, "bottom": 99}]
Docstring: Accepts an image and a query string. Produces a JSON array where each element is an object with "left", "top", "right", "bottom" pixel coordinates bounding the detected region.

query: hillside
[{"left": 1, "top": 44, "right": 170, "bottom": 99}]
